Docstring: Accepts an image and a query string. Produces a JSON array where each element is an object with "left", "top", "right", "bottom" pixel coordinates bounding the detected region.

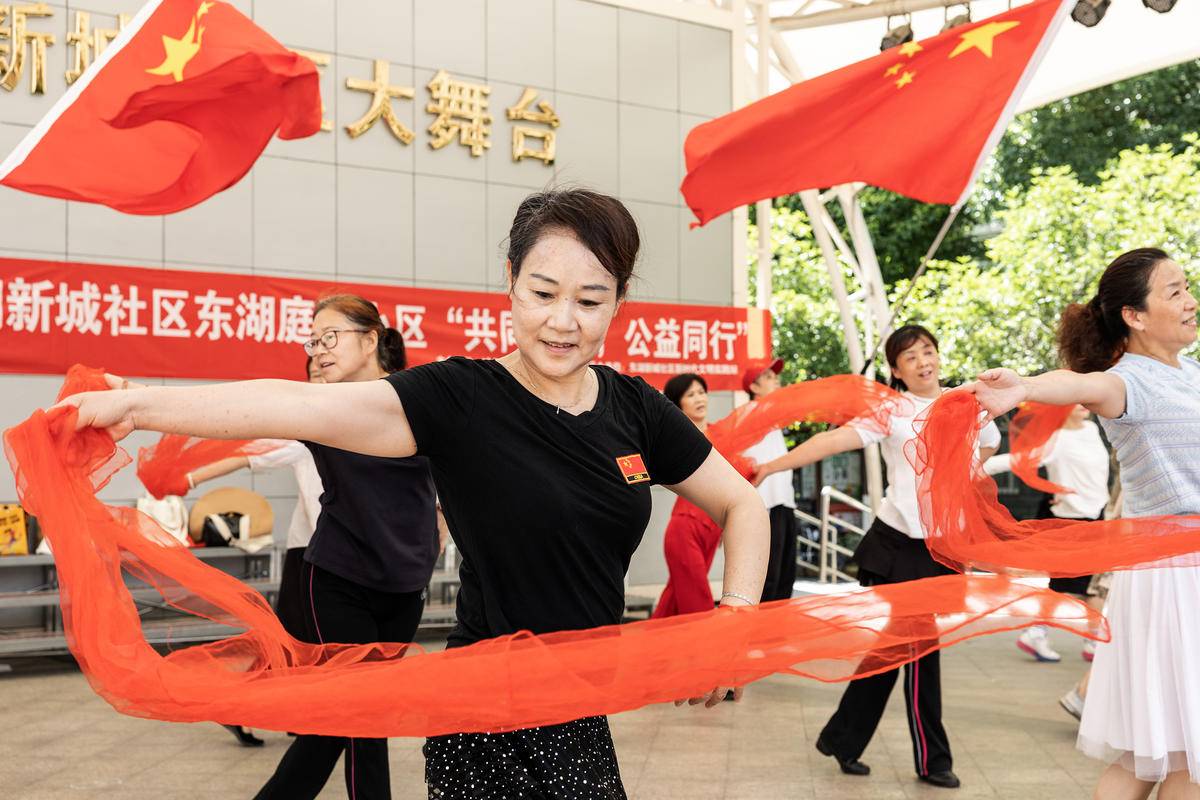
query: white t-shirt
[
  {"left": 852, "top": 390, "right": 1000, "bottom": 539},
  {"left": 742, "top": 429, "right": 796, "bottom": 509},
  {"left": 983, "top": 421, "right": 1109, "bottom": 519},
  {"left": 247, "top": 440, "right": 323, "bottom": 549}
]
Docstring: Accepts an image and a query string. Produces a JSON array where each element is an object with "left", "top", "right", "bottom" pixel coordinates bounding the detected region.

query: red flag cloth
[
  {"left": 0, "top": 366, "right": 1106, "bottom": 736},
  {"left": 0, "top": 0, "right": 320, "bottom": 215},
  {"left": 910, "top": 391, "right": 1200, "bottom": 576},
  {"left": 137, "top": 434, "right": 284, "bottom": 498},
  {"left": 680, "top": 0, "right": 1069, "bottom": 226},
  {"left": 1007, "top": 402, "right": 1075, "bottom": 494}
]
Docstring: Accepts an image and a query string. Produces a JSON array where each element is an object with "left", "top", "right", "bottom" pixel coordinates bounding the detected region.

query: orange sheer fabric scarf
[{"left": 2, "top": 367, "right": 1105, "bottom": 736}]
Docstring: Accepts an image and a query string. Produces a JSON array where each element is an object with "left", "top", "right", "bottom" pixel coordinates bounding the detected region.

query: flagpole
[
  {"left": 857, "top": 203, "right": 962, "bottom": 375},
  {"left": 852, "top": 0, "right": 1072, "bottom": 377}
]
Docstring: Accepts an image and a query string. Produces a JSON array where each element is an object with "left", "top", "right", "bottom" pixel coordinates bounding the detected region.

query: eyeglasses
[{"left": 302, "top": 328, "right": 369, "bottom": 356}]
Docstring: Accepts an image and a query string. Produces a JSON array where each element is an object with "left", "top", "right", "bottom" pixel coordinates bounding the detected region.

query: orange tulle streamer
[
  {"left": 708, "top": 376, "right": 909, "bottom": 468},
  {"left": 1007, "top": 402, "right": 1075, "bottom": 495},
  {"left": 137, "top": 433, "right": 282, "bottom": 498},
  {"left": 2, "top": 367, "right": 1108, "bottom": 736},
  {"left": 911, "top": 391, "right": 1200, "bottom": 576}
]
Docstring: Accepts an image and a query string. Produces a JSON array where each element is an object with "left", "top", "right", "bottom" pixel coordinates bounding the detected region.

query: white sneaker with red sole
[{"left": 1017, "top": 627, "right": 1062, "bottom": 662}]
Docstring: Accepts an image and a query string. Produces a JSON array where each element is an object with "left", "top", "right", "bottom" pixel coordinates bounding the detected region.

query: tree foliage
[
  {"left": 984, "top": 61, "right": 1200, "bottom": 206},
  {"left": 754, "top": 140, "right": 1200, "bottom": 384}
]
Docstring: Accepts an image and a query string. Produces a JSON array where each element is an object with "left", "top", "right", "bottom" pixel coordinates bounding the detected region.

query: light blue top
[{"left": 1101, "top": 352, "right": 1200, "bottom": 517}]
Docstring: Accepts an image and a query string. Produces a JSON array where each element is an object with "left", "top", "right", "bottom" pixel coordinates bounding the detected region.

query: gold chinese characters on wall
[{"left": 0, "top": 6, "right": 560, "bottom": 165}]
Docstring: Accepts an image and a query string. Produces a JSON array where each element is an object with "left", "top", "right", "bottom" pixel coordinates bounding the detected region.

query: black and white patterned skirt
[{"left": 424, "top": 715, "right": 626, "bottom": 799}]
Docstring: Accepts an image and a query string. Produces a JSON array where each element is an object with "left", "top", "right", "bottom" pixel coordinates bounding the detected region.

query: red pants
[{"left": 652, "top": 510, "right": 723, "bottom": 618}]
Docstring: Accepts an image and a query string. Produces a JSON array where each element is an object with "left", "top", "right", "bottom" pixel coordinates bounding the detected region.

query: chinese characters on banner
[
  {"left": 0, "top": 6, "right": 558, "bottom": 164},
  {"left": 0, "top": 258, "right": 772, "bottom": 391}
]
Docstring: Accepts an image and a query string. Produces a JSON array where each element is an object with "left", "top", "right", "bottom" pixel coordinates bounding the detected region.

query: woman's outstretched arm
[
  {"left": 59, "top": 377, "right": 417, "bottom": 459},
  {"left": 969, "top": 368, "right": 1125, "bottom": 421}
]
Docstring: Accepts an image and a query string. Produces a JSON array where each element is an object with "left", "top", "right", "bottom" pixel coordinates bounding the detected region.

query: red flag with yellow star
[
  {"left": 0, "top": 0, "right": 320, "bottom": 215},
  {"left": 681, "top": 0, "right": 1070, "bottom": 227}
]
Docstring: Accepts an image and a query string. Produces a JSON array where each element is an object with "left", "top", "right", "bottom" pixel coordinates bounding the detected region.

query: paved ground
[{"left": 0, "top": 627, "right": 1115, "bottom": 799}]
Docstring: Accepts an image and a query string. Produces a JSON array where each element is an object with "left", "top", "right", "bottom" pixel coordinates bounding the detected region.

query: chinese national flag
[
  {"left": 681, "top": 0, "right": 1069, "bottom": 226},
  {"left": 0, "top": 0, "right": 321, "bottom": 215}
]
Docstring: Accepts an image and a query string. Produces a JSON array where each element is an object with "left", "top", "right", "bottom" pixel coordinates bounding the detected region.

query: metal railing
[{"left": 795, "top": 486, "right": 874, "bottom": 584}]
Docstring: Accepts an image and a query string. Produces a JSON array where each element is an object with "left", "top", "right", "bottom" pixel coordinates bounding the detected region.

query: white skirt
[{"left": 1078, "top": 564, "right": 1200, "bottom": 782}]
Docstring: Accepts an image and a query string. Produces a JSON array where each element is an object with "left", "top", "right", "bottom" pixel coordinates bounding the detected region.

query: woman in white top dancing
[{"left": 971, "top": 248, "right": 1200, "bottom": 800}]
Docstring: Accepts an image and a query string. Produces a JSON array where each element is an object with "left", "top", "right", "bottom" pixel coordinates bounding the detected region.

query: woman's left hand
[
  {"left": 674, "top": 685, "right": 742, "bottom": 708},
  {"left": 672, "top": 597, "right": 753, "bottom": 708}
]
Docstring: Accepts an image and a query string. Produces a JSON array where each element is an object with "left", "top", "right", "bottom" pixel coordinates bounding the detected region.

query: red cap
[{"left": 741, "top": 358, "right": 784, "bottom": 394}]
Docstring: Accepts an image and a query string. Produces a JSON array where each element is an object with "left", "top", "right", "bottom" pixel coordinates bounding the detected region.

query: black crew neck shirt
[
  {"left": 386, "top": 357, "right": 712, "bottom": 647},
  {"left": 302, "top": 431, "right": 438, "bottom": 594}
]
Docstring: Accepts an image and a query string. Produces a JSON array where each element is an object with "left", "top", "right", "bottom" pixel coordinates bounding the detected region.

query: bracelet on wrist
[{"left": 720, "top": 591, "right": 757, "bottom": 606}]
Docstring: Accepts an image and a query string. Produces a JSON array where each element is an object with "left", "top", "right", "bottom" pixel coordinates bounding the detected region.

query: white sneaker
[
  {"left": 1017, "top": 628, "right": 1061, "bottom": 662},
  {"left": 1059, "top": 688, "right": 1084, "bottom": 720}
]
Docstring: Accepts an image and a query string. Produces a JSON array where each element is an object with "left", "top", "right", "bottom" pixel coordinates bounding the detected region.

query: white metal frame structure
[
  {"left": 740, "top": 0, "right": 897, "bottom": 511},
  {"left": 793, "top": 485, "right": 874, "bottom": 583},
  {"left": 664, "top": 0, "right": 1199, "bottom": 518}
]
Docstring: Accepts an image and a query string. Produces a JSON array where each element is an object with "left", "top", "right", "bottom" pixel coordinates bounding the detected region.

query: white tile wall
[
  {"left": 0, "top": 0, "right": 735, "bottom": 586},
  {"left": 336, "top": 165, "right": 415, "bottom": 282},
  {"left": 413, "top": 175, "right": 487, "bottom": 286},
  {"left": 413, "top": 0, "right": 486, "bottom": 77}
]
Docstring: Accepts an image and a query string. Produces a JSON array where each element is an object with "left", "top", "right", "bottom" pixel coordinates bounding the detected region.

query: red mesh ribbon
[
  {"left": 1007, "top": 402, "right": 1075, "bottom": 494},
  {"left": 1, "top": 367, "right": 1107, "bottom": 736},
  {"left": 708, "top": 376, "right": 909, "bottom": 470},
  {"left": 137, "top": 433, "right": 283, "bottom": 498},
  {"left": 911, "top": 390, "right": 1200, "bottom": 576}
]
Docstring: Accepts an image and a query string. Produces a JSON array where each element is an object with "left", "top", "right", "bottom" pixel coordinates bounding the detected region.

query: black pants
[
  {"left": 762, "top": 505, "right": 798, "bottom": 602},
  {"left": 254, "top": 563, "right": 425, "bottom": 800},
  {"left": 274, "top": 546, "right": 309, "bottom": 639},
  {"left": 819, "top": 522, "right": 952, "bottom": 777}
]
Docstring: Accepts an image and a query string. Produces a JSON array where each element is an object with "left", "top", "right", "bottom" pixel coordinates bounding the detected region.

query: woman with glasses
[
  {"left": 60, "top": 189, "right": 769, "bottom": 800},
  {"left": 251, "top": 294, "right": 440, "bottom": 800}
]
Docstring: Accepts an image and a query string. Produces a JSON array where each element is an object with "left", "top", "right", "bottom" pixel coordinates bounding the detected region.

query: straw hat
[{"left": 187, "top": 487, "right": 274, "bottom": 543}]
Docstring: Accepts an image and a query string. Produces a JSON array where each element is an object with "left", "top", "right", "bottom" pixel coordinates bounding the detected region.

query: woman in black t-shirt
[
  {"left": 252, "top": 294, "right": 441, "bottom": 800},
  {"left": 64, "top": 189, "right": 771, "bottom": 800}
]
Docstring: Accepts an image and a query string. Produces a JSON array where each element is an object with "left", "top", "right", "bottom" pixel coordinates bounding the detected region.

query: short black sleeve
[
  {"left": 385, "top": 357, "right": 478, "bottom": 458},
  {"left": 635, "top": 377, "right": 712, "bottom": 486}
]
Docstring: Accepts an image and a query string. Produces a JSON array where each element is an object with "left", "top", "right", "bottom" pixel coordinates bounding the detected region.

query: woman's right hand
[
  {"left": 969, "top": 368, "right": 1028, "bottom": 421},
  {"left": 55, "top": 387, "right": 138, "bottom": 441},
  {"left": 751, "top": 461, "right": 774, "bottom": 487}
]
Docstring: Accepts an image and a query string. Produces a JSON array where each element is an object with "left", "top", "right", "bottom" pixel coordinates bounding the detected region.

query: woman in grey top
[{"left": 971, "top": 248, "right": 1200, "bottom": 799}]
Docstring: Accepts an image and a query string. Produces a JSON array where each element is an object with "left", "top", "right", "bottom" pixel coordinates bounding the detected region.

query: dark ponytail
[
  {"left": 314, "top": 293, "right": 407, "bottom": 374},
  {"left": 378, "top": 326, "right": 407, "bottom": 372},
  {"left": 1058, "top": 248, "right": 1168, "bottom": 373}
]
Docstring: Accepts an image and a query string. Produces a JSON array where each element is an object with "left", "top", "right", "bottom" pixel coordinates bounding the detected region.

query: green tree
[
  {"left": 983, "top": 60, "right": 1200, "bottom": 208},
  {"left": 749, "top": 207, "right": 856, "bottom": 384},
  {"left": 757, "top": 141, "right": 1200, "bottom": 385},
  {"left": 770, "top": 190, "right": 983, "bottom": 287},
  {"left": 899, "top": 140, "right": 1200, "bottom": 382}
]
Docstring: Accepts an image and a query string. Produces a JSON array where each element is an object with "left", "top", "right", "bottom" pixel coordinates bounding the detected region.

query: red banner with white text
[{"left": 0, "top": 258, "right": 770, "bottom": 390}]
